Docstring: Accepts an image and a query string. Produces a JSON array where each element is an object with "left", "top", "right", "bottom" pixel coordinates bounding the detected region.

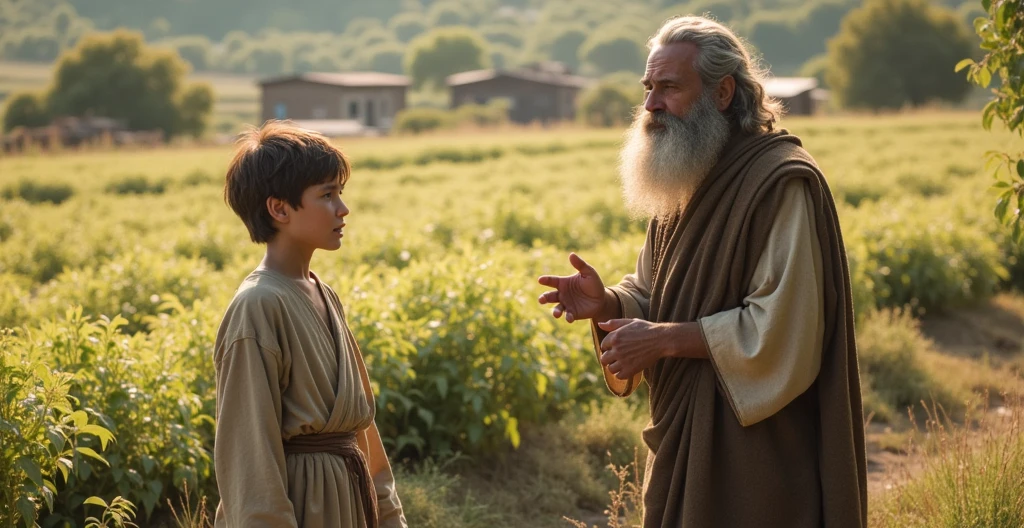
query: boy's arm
[
  {"left": 353, "top": 343, "right": 408, "bottom": 528},
  {"left": 361, "top": 422, "right": 407, "bottom": 527},
  {"left": 215, "top": 337, "right": 298, "bottom": 528}
]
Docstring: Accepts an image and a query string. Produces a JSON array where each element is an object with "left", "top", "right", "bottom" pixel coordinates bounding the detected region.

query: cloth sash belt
[{"left": 283, "top": 431, "right": 378, "bottom": 528}]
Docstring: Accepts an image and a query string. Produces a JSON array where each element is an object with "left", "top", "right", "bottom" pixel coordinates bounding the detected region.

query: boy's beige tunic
[{"left": 214, "top": 269, "right": 406, "bottom": 528}]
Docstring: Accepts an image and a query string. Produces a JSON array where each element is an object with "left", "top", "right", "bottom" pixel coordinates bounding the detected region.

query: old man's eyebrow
[{"left": 642, "top": 77, "right": 681, "bottom": 88}]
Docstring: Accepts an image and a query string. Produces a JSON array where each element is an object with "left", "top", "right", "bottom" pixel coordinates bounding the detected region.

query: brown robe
[
  {"left": 598, "top": 130, "right": 866, "bottom": 527},
  {"left": 213, "top": 269, "right": 406, "bottom": 528}
]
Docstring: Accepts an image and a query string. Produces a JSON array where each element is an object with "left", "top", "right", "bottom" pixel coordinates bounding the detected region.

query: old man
[{"left": 538, "top": 15, "right": 866, "bottom": 528}]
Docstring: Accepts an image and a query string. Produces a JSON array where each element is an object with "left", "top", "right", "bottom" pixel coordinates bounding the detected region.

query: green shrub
[
  {"left": 342, "top": 252, "right": 602, "bottom": 458},
  {"left": 105, "top": 175, "right": 170, "bottom": 195},
  {"left": 856, "top": 309, "right": 963, "bottom": 423},
  {"left": 2, "top": 180, "right": 75, "bottom": 205},
  {"left": 0, "top": 329, "right": 124, "bottom": 528},
  {"left": 845, "top": 202, "right": 1007, "bottom": 313},
  {"left": 394, "top": 107, "right": 451, "bottom": 134},
  {"left": 24, "top": 305, "right": 217, "bottom": 522}
]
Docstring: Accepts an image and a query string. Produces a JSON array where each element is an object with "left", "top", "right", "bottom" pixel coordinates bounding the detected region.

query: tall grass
[{"left": 871, "top": 399, "right": 1024, "bottom": 527}]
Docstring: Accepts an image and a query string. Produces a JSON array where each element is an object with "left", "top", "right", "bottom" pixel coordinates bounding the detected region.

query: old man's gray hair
[{"left": 649, "top": 16, "right": 783, "bottom": 134}]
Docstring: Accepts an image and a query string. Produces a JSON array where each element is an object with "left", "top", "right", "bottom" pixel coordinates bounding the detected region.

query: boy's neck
[{"left": 261, "top": 237, "right": 315, "bottom": 282}]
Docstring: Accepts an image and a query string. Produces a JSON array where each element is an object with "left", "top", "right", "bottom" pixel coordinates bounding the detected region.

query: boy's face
[{"left": 278, "top": 179, "right": 349, "bottom": 251}]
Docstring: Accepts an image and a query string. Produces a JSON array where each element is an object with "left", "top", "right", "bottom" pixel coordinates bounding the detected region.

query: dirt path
[{"left": 866, "top": 294, "right": 1024, "bottom": 497}]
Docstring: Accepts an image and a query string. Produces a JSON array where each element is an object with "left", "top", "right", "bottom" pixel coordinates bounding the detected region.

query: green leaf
[
  {"left": 0, "top": 417, "right": 19, "bottom": 435},
  {"left": 471, "top": 394, "right": 483, "bottom": 414},
  {"left": 17, "top": 456, "right": 43, "bottom": 488},
  {"left": 982, "top": 0, "right": 991, "bottom": 11},
  {"left": 76, "top": 447, "right": 109, "bottom": 466},
  {"left": 41, "top": 480, "right": 55, "bottom": 512},
  {"left": 45, "top": 429, "right": 66, "bottom": 453},
  {"left": 83, "top": 496, "right": 108, "bottom": 508},
  {"left": 467, "top": 423, "right": 483, "bottom": 445},
  {"left": 78, "top": 424, "right": 114, "bottom": 450},
  {"left": 416, "top": 407, "right": 435, "bottom": 429},
  {"left": 434, "top": 376, "right": 448, "bottom": 398},
  {"left": 995, "top": 194, "right": 1011, "bottom": 222},
  {"left": 996, "top": 1, "right": 1009, "bottom": 33},
  {"left": 1017, "top": 160, "right": 1024, "bottom": 179},
  {"left": 984, "top": 105, "right": 997, "bottom": 130},
  {"left": 955, "top": 58, "right": 975, "bottom": 72},
  {"left": 994, "top": 181, "right": 1012, "bottom": 189},
  {"left": 505, "top": 416, "right": 521, "bottom": 449},
  {"left": 70, "top": 410, "right": 88, "bottom": 429},
  {"left": 140, "top": 455, "right": 156, "bottom": 475},
  {"left": 16, "top": 495, "right": 36, "bottom": 526},
  {"left": 979, "top": 67, "right": 992, "bottom": 88},
  {"left": 56, "top": 457, "right": 72, "bottom": 483}
]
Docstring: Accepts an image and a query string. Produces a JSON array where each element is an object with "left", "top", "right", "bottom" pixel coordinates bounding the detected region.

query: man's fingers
[
  {"left": 552, "top": 304, "right": 564, "bottom": 319},
  {"left": 565, "top": 311, "right": 576, "bottom": 323},
  {"left": 597, "top": 318, "right": 633, "bottom": 332},
  {"left": 537, "top": 275, "right": 567, "bottom": 288},
  {"left": 538, "top": 290, "right": 559, "bottom": 305},
  {"left": 568, "top": 253, "right": 595, "bottom": 275}
]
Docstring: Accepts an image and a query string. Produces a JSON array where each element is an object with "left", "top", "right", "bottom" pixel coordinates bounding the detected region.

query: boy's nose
[{"left": 337, "top": 200, "right": 350, "bottom": 217}]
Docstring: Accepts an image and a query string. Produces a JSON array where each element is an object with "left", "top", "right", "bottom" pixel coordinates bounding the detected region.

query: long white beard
[{"left": 618, "top": 89, "right": 731, "bottom": 219}]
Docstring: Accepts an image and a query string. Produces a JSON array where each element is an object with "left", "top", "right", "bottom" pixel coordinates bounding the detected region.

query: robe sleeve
[
  {"left": 700, "top": 179, "right": 825, "bottom": 427},
  {"left": 590, "top": 239, "right": 653, "bottom": 396},
  {"left": 352, "top": 337, "right": 408, "bottom": 528},
  {"left": 214, "top": 337, "right": 298, "bottom": 528}
]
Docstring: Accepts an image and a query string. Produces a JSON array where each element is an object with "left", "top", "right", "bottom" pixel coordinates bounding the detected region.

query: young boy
[{"left": 214, "top": 121, "right": 406, "bottom": 528}]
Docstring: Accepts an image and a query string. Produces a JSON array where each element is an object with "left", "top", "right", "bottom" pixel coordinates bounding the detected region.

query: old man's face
[{"left": 618, "top": 42, "right": 731, "bottom": 219}]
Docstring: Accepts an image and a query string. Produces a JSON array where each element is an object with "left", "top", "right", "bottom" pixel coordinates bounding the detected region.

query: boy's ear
[{"left": 266, "top": 196, "right": 290, "bottom": 224}]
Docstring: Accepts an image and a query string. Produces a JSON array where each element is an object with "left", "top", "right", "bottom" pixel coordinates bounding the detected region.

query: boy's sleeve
[
  {"left": 214, "top": 337, "right": 298, "bottom": 528},
  {"left": 361, "top": 422, "right": 407, "bottom": 527},
  {"left": 352, "top": 337, "right": 408, "bottom": 528}
]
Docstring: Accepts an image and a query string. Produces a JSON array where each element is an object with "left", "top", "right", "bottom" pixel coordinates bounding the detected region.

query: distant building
[
  {"left": 1, "top": 116, "right": 163, "bottom": 153},
  {"left": 446, "top": 62, "right": 594, "bottom": 124},
  {"left": 258, "top": 72, "right": 410, "bottom": 133},
  {"left": 764, "top": 77, "right": 828, "bottom": 116}
]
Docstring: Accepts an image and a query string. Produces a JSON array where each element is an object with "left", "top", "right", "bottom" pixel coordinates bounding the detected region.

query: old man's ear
[{"left": 716, "top": 75, "right": 736, "bottom": 112}]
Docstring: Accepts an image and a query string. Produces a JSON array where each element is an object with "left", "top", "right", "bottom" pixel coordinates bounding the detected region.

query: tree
[
  {"left": 46, "top": 30, "right": 214, "bottom": 138},
  {"left": 578, "top": 30, "right": 646, "bottom": 75},
  {"left": 175, "top": 84, "right": 214, "bottom": 138},
  {"left": 405, "top": 28, "right": 490, "bottom": 90},
  {"left": 428, "top": 1, "right": 468, "bottom": 27},
  {"left": 578, "top": 81, "right": 641, "bottom": 127},
  {"left": 957, "top": 0, "right": 1024, "bottom": 242},
  {"left": 358, "top": 42, "right": 406, "bottom": 74},
  {"left": 1, "top": 28, "right": 62, "bottom": 61},
  {"left": 547, "top": 26, "right": 588, "bottom": 70},
  {"left": 388, "top": 12, "right": 427, "bottom": 42},
  {"left": 481, "top": 24, "right": 523, "bottom": 48},
  {"left": 2, "top": 91, "right": 52, "bottom": 132},
  {"left": 161, "top": 35, "right": 212, "bottom": 71},
  {"left": 825, "top": 0, "right": 975, "bottom": 109}
]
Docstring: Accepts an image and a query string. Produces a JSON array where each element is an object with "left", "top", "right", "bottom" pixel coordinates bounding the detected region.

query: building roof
[
  {"left": 446, "top": 67, "right": 594, "bottom": 89},
  {"left": 764, "top": 77, "right": 819, "bottom": 99},
  {"left": 288, "top": 119, "right": 366, "bottom": 137},
  {"left": 259, "top": 72, "right": 410, "bottom": 88}
]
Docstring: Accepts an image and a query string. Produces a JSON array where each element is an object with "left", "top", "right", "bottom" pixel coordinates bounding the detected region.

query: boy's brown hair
[{"left": 224, "top": 120, "right": 350, "bottom": 243}]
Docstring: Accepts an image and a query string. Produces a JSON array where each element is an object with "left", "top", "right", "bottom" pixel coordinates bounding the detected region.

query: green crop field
[{"left": 2, "top": 113, "right": 1023, "bottom": 527}]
